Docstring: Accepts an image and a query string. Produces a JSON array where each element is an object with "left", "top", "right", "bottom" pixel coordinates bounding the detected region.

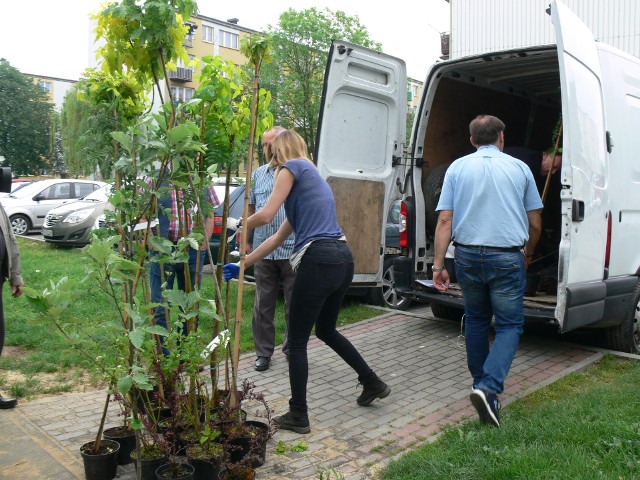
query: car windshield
[
  {"left": 11, "top": 182, "right": 32, "bottom": 193},
  {"left": 7, "top": 180, "right": 52, "bottom": 199},
  {"left": 213, "top": 184, "right": 239, "bottom": 205},
  {"left": 83, "top": 184, "right": 112, "bottom": 202}
]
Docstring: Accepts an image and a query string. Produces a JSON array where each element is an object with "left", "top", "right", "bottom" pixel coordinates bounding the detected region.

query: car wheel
[
  {"left": 368, "top": 257, "right": 411, "bottom": 310},
  {"left": 430, "top": 302, "right": 464, "bottom": 322},
  {"left": 10, "top": 214, "right": 31, "bottom": 235}
]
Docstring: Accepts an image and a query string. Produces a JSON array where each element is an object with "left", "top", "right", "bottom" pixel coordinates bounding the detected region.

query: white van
[{"left": 316, "top": 0, "right": 640, "bottom": 352}]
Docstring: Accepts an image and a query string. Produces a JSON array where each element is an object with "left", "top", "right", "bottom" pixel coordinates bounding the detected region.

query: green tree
[
  {"left": 60, "top": 85, "right": 90, "bottom": 177},
  {"left": 261, "top": 8, "right": 381, "bottom": 157},
  {"left": 60, "top": 71, "right": 145, "bottom": 179},
  {"left": 0, "top": 60, "right": 53, "bottom": 175}
]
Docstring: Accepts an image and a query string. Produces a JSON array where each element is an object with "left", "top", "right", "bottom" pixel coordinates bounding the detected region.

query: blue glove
[{"left": 223, "top": 263, "right": 240, "bottom": 282}]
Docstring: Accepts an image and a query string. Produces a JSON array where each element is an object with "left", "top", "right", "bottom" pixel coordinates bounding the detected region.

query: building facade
[
  {"left": 160, "top": 15, "right": 258, "bottom": 106},
  {"left": 446, "top": 0, "right": 640, "bottom": 59},
  {"left": 26, "top": 74, "right": 76, "bottom": 112}
]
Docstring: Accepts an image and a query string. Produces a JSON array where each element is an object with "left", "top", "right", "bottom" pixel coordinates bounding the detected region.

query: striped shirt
[
  {"left": 147, "top": 176, "right": 219, "bottom": 243},
  {"left": 164, "top": 187, "right": 219, "bottom": 243},
  {"left": 250, "top": 164, "right": 295, "bottom": 260}
]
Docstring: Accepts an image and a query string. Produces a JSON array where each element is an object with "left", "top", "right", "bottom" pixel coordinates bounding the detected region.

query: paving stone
[{"left": 0, "top": 306, "right": 609, "bottom": 480}]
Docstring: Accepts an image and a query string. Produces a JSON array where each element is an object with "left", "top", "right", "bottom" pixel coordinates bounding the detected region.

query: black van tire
[
  {"left": 368, "top": 257, "right": 411, "bottom": 310},
  {"left": 423, "top": 163, "right": 453, "bottom": 236},
  {"left": 604, "top": 280, "right": 640, "bottom": 353},
  {"left": 430, "top": 302, "right": 464, "bottom": 322}
]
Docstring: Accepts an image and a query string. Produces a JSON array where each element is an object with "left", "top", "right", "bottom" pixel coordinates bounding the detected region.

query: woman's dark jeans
[{"left": 287, "top": 240, "right": 374, "bottom": 410}]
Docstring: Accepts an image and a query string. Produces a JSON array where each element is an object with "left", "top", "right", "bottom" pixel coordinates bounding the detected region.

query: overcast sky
[{"left": 0, "top": 0, "right": 450, "bottom": 82}]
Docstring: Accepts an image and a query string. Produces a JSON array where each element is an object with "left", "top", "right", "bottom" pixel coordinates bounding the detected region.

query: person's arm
[
  {"left": 200, "top": 215, "right": 215, "bottom": 251},
  {"left": 524, "top": 209, "right": 542, "bottom": 269},
  {"left": 244, "top": 219, "right": 294, "bottom": 268},
  {"left": 433, "top": 210, "right": 453, "bottom": 291},
  {"left": 245, "top": 169, "right": 294, "bottom": 230}
]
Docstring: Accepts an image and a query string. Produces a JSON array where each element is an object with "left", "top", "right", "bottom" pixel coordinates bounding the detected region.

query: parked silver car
[
  {"left": 42, "top": 184, "right": 112, "bottom": 246},
  {"left": 1, "top": 179, "right": 106, "bottom": 235}
]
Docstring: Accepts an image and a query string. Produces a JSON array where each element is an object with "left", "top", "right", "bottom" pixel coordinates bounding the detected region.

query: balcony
[{"left": 169, "top": 67, "right": 193, "bottom": 82}]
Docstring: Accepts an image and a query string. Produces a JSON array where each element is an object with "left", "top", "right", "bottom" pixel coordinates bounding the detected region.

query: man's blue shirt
[{"left": 436, "top": 145, "right": 543, "bottom": 247}]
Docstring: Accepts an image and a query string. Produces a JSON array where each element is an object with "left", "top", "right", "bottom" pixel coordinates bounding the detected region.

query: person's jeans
[
  {"left": 454, "top": 246, "right": 526, "bottom": 394},
  {"left": 287, "top": 240, "right": 374, "bottom": 410},
  {"left": 149, "top": 247, "right": 206, "bottom": 336}
]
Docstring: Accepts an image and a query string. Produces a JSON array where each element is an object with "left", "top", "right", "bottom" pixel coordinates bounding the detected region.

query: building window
[
  {"left": 219, "top": 30, "right": 239, "bottom": 49},
  {"left": 38, "top": 80, "right": 51, "bottom": 93},
  {"left": 184, "top": 23, "right": 196, "bottom": 47},
  {"left": 202, "top": 25, "right": 214, "bottom": 43},
  {"left": 171, "top": 86, "right": 195, "bottom": 103}
]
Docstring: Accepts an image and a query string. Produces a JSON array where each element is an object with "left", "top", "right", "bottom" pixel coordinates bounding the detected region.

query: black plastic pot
[
  {"left": 189, "top": 457, "right": 221, "bottom": 480},
  {"left": 156, "top": 462, "right": 195, "bottom": 480},
  {"left": 103, "top": 426, "right": 136, "bottom": 465},
  {"left": 80, "top": 439, "right": 120, "bottom": 480},
  {"left": 222, "top": 420, "right": 268, "bottom": 468},
  {"left": 131, "top": 450, "right": 167, "bottom": 480}
]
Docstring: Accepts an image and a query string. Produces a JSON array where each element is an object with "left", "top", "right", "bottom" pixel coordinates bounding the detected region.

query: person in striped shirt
[{"left": 148, "top": 174, "right": 218, "bottom": 341}]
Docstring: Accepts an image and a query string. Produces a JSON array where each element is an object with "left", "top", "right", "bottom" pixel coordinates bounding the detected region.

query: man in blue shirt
[
  {"left": 247, "top": 127, "right": 296, "bottom": 371},
  {"left": 432, "top": 115, "right": 543, "bottom": 427}
]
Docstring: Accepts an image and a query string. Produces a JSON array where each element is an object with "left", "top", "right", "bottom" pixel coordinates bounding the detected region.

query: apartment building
[
  {"left": 161, "top": 15, "right": 258, "bottom": 105},
  {"left": 26, "top": 74, "right": 76, "bottom": 112}
]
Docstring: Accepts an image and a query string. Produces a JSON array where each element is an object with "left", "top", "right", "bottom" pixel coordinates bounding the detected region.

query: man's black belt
[{"left": 453, "top": 242, "right": 523, "bottom": 253}]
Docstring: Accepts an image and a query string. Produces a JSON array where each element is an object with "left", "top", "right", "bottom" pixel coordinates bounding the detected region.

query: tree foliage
[
  {"left": 0, "top": 61, "right": 53, "bottom": 175},
  {"left": 261, "top": 8, "right": 381, "bottom": 157},
  {"left": 94, "top": 0, "right": 197, "bottom": 122},
  {"left": 60, "top": 70, "right": 146, "bottom": 179}
]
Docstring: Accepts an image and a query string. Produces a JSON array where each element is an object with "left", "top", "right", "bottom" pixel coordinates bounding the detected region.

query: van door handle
[{"left": 572, "top": 200, "right": 585, "bottom": 221}]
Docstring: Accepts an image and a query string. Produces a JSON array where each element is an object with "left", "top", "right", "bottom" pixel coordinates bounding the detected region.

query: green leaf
[
  {"left": 128, "top": 329, "right": 145, "bottom": 349},
  {"left": 117, "top": 375, "right": 133, "bottom": 394}
]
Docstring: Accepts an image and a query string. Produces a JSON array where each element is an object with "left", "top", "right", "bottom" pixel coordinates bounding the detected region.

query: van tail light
[
  {"left": 213, "top": 215, "right": 223, "bottom": 235},
  {"left": 399, "top": 201, "right": 409, "bottom": 248},
  {"left": 604, "top": 211, "right": 612, "bottom": 268}
]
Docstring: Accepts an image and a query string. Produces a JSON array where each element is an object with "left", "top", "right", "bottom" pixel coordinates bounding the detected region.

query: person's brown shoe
[{"left": 0, "top": 396, "right": 17, "bottom": 409}]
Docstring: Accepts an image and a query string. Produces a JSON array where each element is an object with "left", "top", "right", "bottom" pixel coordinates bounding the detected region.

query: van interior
[{"left": 415, "top": 47, "right": 563, "bottom": 297}]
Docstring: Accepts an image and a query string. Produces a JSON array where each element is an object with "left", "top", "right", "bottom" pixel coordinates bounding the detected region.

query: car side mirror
[{"left": 34, "top": 193, "right": 46, "bottom": 202}]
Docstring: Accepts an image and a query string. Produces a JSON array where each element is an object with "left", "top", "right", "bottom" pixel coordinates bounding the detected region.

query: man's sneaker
[
  {"left": 274, "top": 409, "right": 311, "bottom": 434},
  {"left": 470, "top": 388, "right": 501, "bottom": 427},
  {"left": 357, "top": 375, "right": 391, "bottom": 406}
]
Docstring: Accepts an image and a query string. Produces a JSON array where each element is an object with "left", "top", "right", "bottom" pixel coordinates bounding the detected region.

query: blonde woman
[{"left": 224, "top": 130, "right": 390, "bottom": 433}]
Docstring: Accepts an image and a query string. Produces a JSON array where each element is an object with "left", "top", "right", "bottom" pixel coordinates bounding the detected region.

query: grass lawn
[
  {"left": 381, "top": 354, "right": 640, "bottom": 479},
  {"left": 0, "top": 238, "right": 382, "bottom": 399}
]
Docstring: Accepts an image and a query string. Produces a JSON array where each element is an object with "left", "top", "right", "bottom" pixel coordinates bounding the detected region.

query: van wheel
[
  {"left": 423, "top": 163, "right": 452, "bottom": 236},
  {"left": 368, "top": 257, "right": 411, "bottom": 310},
  {"left": 604, "top": 281, "right": 640, "bottom": 353},
  {"left": 10, "top": 215, "right": 30, "bottom": 235},
  {"left": 430, "top": 302, "right": 464, "bottom": 322}
]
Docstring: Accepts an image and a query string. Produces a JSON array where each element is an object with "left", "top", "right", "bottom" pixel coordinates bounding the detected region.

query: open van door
[
  {"left": 552, "top": 0, "right": 609, "bottom": 330},
  {"left": 316, "top": 40, "right": 407, "bottom": 285}
]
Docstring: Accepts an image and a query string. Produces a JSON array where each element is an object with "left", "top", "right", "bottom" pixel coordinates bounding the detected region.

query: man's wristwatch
[{"left": 432, "top": 265, "right": 446, "bottom": 273}]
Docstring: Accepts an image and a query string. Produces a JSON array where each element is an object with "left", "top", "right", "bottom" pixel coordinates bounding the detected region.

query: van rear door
[
  {"left": 316, "top": 40, "right": 407, "bottom": 285},
  {"left": 552, "top": 0, "right": 609, "bottom": 330}
]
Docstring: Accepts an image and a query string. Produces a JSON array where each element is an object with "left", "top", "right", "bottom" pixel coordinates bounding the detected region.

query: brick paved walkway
[{"left": 1, "top": 307, "right": 603, "bottom": 479}]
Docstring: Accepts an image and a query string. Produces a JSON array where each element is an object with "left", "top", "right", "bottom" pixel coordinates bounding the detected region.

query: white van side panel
[
  {"left": 317, "top": 41, "right": 407, "bottom": 284},
  {"left": 598, "top": 46, "right": 640, "bottom": 277}
]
